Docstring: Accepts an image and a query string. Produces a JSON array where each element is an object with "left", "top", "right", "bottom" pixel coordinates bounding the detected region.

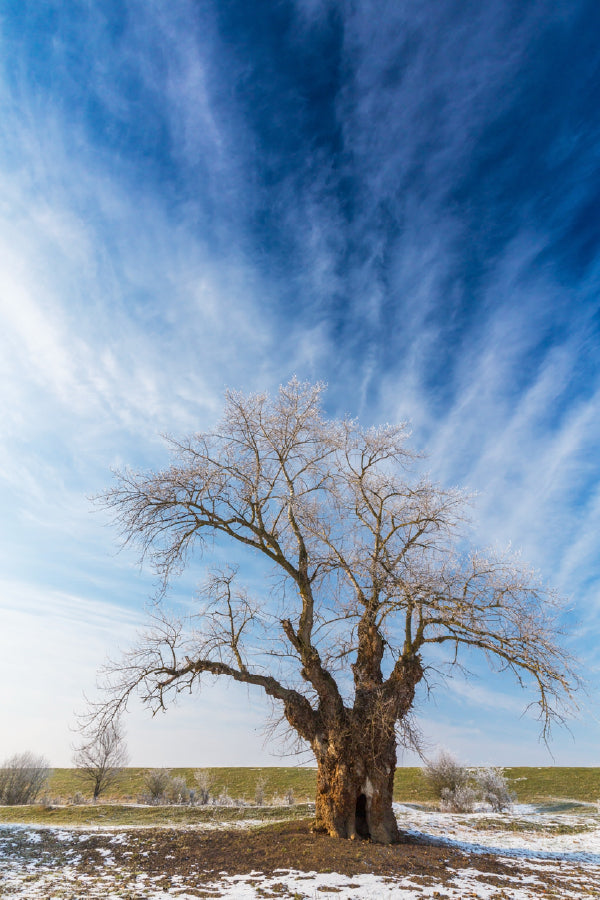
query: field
[
  {"left": 40, "top": 765, "right": 600, "bottom": 806},
  {"left": 1, "top": 768, "right": 599, "bottom": 898}
]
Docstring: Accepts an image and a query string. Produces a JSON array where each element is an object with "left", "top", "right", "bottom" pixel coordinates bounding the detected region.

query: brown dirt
[{"left": 63, "top": 819, "right": 585, "bottom": 897}]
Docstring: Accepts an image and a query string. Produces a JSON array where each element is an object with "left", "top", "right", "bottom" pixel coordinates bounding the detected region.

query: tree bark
[
  {"left": 312, "top": 725, "right": 400, "bottom": 844},
  {"left": 311, "top": 655, "right": 424, "bottom": 844}
]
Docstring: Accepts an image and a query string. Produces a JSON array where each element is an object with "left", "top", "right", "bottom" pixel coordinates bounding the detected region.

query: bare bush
[
  {"left": 143, "top": 769, "right": 171, "bottom": 803},
  {"left": 422, "top": 751, "right": 470, "bottom": 798},
  {"left": 254, "top": 776, "right": 267, "bottom": 806},
  {"left": 284, "top": 787, "right": 295, "bottom": 806},
  {"left": 0, "top": 752, "right": 51, "bottom": 805},
  {"left": 440, "top": 784, "right": 478, "bottom": 813},
  {"left": 165, "top": 776, "right": 190, "bottom": 804},
  {"left": 475, "top": 767, "right": 515, "bottom": 812},
  {"left": 217, "top": 787, "right": 233, "bottom": 806},
  {"left": 423, "top": 754, "right": 515, "bottom": 813},
  {"left": 194, "top": 769, "right": 213, "bottom": 805}
]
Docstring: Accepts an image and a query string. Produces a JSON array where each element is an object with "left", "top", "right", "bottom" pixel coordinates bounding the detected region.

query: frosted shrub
[
  {"left": 284, "top": 787, "right": 294, "bottom": 806},
  {"left": 423, "top": 754, "right": 515, "bottom": 812},
  {"left": 475, "top": 768, "right": 515, "bottom": 812},
  {"left": 422, "top": 751, "right": 469, "bottom": 798},
  {"left": 440, "top": 784, "right": 478, "bottom": 812},
  {"left": 194, "top": 769, "right": 213, "bottom": 805},
  {"left": 0, "top": 752, "right": 51, "bottom": 805}
]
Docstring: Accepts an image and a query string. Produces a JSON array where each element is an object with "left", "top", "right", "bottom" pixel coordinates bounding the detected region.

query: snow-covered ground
[
  {"left": 1, "top": 803, "right": 599, "bottom": 898},
  {"left": 396, "top": 801, "right": 600, "bottom": 862}
]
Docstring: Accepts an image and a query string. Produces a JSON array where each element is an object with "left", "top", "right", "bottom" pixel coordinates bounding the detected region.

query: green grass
[
  {"left": 0, "top": 802, "right": 312, "bottom": 827},
  {"left": 502, "top": 767, "right": 600, "bottom": 803},
  {"left": 396, "top": 766, "right": 600, "bottom": 805},
  {"left": 471, "top": 817, "right": 595, "bottom": 835},
  {"left": 48, "top": 767, "right": 318, "bottom": 804},
  {"left": 41, "top": 766, "right": 600, "bottom": 807}
]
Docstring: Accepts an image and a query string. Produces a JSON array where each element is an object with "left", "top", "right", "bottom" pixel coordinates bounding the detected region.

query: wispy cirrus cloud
[{"left": 0, "top": 0, "right": 598, "bottom": 764}]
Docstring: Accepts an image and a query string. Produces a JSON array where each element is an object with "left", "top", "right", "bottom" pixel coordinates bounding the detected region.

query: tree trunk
[{"left": 312, "top": 728, "right": 400, "bottom": 844}]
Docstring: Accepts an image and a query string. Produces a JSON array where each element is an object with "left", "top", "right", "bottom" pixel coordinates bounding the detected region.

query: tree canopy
[{"left": 97, "top": 379, "right": 576, "bottom": 842}]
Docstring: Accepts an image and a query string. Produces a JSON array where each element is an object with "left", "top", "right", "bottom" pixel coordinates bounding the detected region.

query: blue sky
[{"left": 0, "top": 0, "right": 599, "bottom": 767}]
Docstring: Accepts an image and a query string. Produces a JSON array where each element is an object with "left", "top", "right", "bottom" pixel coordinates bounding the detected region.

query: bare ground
[{"left": 4, "top": 818, "right": 596, "bottom": 898}]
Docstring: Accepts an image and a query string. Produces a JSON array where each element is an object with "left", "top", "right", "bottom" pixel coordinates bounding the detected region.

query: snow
[
  {"left": 0, "top": 803, "right": 599, "bottom": 898},
  {"left": 394, "top": 802, "right": 600, "bottom": 863}
]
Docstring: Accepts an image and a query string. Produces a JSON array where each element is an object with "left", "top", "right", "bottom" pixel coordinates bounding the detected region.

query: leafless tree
[
  {"left": 95, "top": 379, "right": 577, "bottom": 843},
  {"left": 73, "top": 717, "right": 128, "bottom": 801},
  {"left": 193, "top": 769, "right": 213, "bottom": 805},
  {"left": 0, "top": 752, "right": 51, "bottom": 804}
]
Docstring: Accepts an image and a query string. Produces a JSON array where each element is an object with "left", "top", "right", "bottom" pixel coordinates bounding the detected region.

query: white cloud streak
[{"left": 0, "top": 1, "right": 597, "bottom": 765}]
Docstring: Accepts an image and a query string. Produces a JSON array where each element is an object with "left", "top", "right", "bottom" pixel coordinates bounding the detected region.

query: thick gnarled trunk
[
  {"left": 311, "top": 657, "right": 423, "bottom": 843},
  {"left": 312, "top": 728, "right": 400, "bottom": 844}
]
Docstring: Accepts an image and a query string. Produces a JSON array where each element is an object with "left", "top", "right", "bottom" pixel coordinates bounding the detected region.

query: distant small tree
[
  {"left": 0, "top": 752, "right": 51, "bottom": 804},
  {"left": 254, "top": 776, "right": 268, "bottom": 806},
  {"left": 194, "top": 769, "right": 213, "bottom": 805},
  {"left": 73, "top": 717, "right": 128, "bottom": 801}
]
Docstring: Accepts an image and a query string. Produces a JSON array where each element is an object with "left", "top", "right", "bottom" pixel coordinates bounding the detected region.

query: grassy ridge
[
  {"left": 48, "top": 767, "right": 318, "bottom": 804},
  {"left": 503, "top": 767, "right": 600, "bottom": 803},
  {"left": 46, "top": 767, "right": 600, "bottom": 805}
]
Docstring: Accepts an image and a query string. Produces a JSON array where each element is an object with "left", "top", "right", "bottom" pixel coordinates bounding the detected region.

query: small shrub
[
  {"left": 217, "top": 788, "right": 233, "bottom": 806},
  {"left": 165, "top": 776, "right": 190, "bottom": 804},
  {"left": 423, "top": 753, "right": 515, "bottom": 813},
  {"left": 143, "top": 769, "right": 171, "bottom": 804},
  {"left": 0, "top": 752, "right": 52, "bottom": 805},
  {"left": 194, "top": 769, "right": 213, "bottom": 805},
  {"left": 284, "top": 787, "right": 295, "bottom": 806},
  {"left": 440, "top": 784, "right": 478, "bottom": 812},
  {"left": 71, "top": 792, "right": 86, "bottom": 805},
  {"left": 475, "top": 767, "right": 515, "bottom": 812},
  {"left": 254, "top": 776, "right": 268, "bottom": 806},
  {"left": 422, "top": 751, "right": 469, "bottom": 798}
]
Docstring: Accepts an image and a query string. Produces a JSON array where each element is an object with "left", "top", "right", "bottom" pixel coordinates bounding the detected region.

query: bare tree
[
  {"left": 73, "top": 717, "right": 128, "bottom": 801},
  {"left": 96, "top": 379, "right": 576, "bottom": 843},
  {"left": 193, "top": 769, "right": 213, "bottom": 805},
  {"left": 0, "top": 752, "right": 51, "bottom": 804}
]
